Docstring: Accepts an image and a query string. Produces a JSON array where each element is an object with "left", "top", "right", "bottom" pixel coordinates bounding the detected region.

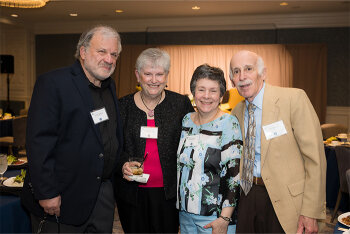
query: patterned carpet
[{"left": 112, "top": 207, "right": 340, "bottom": 233}]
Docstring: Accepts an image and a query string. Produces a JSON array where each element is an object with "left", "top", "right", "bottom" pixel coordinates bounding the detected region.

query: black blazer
[
  {"left": 115, "top": 90, "right": 193, "bottom": 205},
  {"left": 21, "top": 60, "right": 123, "bottom": 225}
]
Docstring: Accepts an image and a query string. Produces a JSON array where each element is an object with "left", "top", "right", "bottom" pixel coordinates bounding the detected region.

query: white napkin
[{"left": 127, "top": 173, "right": 150, "bottom": 183}]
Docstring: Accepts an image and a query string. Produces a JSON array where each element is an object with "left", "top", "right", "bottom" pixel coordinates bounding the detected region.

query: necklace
[{"left": 140, "top": 92, "right": 162, "bottom": 117}]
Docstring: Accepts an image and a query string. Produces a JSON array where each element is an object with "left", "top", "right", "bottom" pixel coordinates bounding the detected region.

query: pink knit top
[{"left": 139, "top": 119, "right": 164, "bottom": 188}]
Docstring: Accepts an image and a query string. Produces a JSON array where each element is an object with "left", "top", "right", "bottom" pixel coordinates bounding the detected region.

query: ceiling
[{"left": 1, "top": 0, "right": 349, "bottom": 27}]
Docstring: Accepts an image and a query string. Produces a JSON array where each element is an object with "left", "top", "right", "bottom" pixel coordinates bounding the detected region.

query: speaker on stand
[{"left": 0, "top": 55, "right": 15, "bottom": 115}]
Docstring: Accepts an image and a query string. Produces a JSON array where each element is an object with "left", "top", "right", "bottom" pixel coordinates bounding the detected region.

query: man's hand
[
  {"left": 203, "top": 218, "right": 229, "bottom": 234},
  {"left": 39, "top": 195, "right": 61, "bottom": 216},
  {"left": 297, "top": 215, "right": 318, "bottom": 234}
]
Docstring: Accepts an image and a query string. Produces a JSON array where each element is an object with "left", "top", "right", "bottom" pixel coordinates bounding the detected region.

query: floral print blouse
[{"left": 177, "top": 113, "right": 243, "bottom": 216}]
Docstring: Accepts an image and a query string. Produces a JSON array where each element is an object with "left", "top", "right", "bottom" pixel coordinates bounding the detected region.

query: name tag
[
  {"left": 90, "top": 107, "right": 109, "bottom": 124},
  {"left": 140, "top": 126, "right": 158, "bottom": 139},
  {"left": 262, "top": 120, "right": 287, "bottom": 140},
  {"left": 184, "top": 135, "right": 199, "bottom": 147}
]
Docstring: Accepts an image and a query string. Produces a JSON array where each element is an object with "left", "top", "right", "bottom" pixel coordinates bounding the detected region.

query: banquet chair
[
  {"left": 0, "top": 115, "right": 27, "bottom": 156},
  {"left": 331, "top": 146, "right": 350, "bottom": 222},
  {"left": 321, "top": 123, "right": 348, "bottom": 140},
  {"left": 19, "top": 108, "right": 28, "bottom": 116}
]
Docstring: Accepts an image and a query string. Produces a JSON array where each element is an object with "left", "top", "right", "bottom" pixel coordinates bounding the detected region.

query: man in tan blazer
[{"left": 230, "top": 50, "right": 326, "bottom": 233}]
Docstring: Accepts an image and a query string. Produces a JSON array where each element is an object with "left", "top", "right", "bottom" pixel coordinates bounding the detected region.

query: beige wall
[
  {"left": 0, "top": 25, "right": 35, "bottom": 109},
  {"left": 326, "top": 107, "right": 350, "bottom": 130}
]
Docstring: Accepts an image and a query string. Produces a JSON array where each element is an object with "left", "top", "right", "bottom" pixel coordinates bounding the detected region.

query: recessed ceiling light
[
  {"left": 192, "top": 6, "right": 200, "bottom": 10},
  {"left": 11, "top": 14, "right": 18, "bottom": 18},
  {"left": 115, "top": 9, "right": 123, "bottom": 13},
  {"left": 70, "top": 13, "right": 78, "bottom": 17},
  {"left": 280, "top": 2, "right": 288, "bottom": 6}
]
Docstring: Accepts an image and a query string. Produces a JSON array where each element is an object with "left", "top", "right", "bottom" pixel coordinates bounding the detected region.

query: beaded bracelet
[{"left": 219, "top": 215, "right": 232, "bottom": 222}]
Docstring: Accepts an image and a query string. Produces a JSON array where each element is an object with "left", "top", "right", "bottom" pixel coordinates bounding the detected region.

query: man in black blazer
[{"left": 21, "top": 25, "right": 123, "bottom": 233}]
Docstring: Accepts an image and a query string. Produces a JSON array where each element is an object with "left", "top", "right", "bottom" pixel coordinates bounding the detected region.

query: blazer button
[
  {"left": 99, "top": 153, "right": 104, "bottom": 158},
  {"left": 97, "top": 176, "right": 101, "bottom": 180}
]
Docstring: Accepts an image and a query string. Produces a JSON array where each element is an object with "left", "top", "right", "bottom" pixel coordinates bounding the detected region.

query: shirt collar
[
  {"left": 88, "top": 77, "right": 111, "bottom": 90},
  {"left": 245, "top": 82, "right": 265, "bottom": 110}
]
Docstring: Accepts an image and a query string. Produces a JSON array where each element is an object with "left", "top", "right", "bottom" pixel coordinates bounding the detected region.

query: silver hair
[
  {"left": 229, "top": 54, "right": 265, "bottom": 80},
  {"left": 135, "top": 48, "right": 170, "bottom": 75},
  {"left": 74, "top": 25, "right": 122, "bottom": 59}
]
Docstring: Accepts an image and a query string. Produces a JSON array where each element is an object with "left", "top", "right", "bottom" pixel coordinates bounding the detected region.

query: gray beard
[{"left": 84, "top": 61, "right": 114, "bottom": 81}]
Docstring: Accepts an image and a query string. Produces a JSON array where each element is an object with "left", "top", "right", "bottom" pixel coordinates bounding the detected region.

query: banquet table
[
  {"left": 0, "top": 118, "right": 13, "bottom": 137},
  {"left": 325, "top": 145, "right": 350, "bottom": 211},
  {"left": 334, "top": 220, "right": 349, "bottom": 233},
  {"left": 0, "top": 169, "right": 31, "bottom": 233}
]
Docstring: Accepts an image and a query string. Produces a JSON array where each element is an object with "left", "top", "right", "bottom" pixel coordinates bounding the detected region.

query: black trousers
[
  {"left": 236, "top": 185, "right": 284, "bottom": 233},
  {"left": 31, "top": 180, "right": 115, "bottom": 233},
  {"left": 117, "top": 187, "right": 179, "bottom": 233}
]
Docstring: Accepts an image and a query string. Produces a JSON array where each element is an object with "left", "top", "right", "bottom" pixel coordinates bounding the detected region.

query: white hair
[{"left": 75, "top": 25, "right": 122, "bottom": 59}]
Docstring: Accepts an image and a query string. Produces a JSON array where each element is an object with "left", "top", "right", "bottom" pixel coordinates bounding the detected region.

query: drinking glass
[
  {"left": 0, "top": 154, "right": 8, "bottom": 182},
  {"left": 129, "top": 157, "right": 143, "bottom": 175}
]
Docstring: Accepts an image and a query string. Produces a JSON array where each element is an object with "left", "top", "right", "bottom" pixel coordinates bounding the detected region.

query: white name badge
[
  {"left": 90, "top": 107, "right": 109, "bottom": 124},
  {"left": 184, "top": 135, "right": 199, "bottom": 147},
  {"left": 140, "top": 126, "right": 158, "bottom": 139},
  {"left": 262, "top": 120, "right": 287, "bottom": 140}
]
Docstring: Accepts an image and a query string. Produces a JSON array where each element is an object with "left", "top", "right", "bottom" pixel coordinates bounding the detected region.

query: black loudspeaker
[{"left": 0, "top": 55, "right": 14, "bottom": 74}]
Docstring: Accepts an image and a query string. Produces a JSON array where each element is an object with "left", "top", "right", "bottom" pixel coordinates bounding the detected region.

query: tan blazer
[{"left": 232, "top": 84, "right": 326, "bottom": 233}]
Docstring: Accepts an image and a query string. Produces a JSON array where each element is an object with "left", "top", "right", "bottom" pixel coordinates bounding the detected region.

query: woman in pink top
[{"left": 114, "top": 48, "right": 194, "bottom": 233}]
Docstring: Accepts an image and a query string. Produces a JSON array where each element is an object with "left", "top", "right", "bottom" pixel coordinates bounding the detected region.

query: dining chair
[
  {"left": 0, "top": 115, "right": 27, "bottom": 156},
  {"left": 321, "top": 123, "right": 348, "bottom": 140},
  {"left": 331, "top": 146, "right": 350, "bottom": 222}
]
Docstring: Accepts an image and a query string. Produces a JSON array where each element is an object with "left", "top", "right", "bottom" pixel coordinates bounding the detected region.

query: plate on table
[
  {"left": 2, "top": 177, "right": 23, "bottom": 187},
  {"left": 328, "top": 141, "right": 342, "bottom": 147},
  {"left": 8, "top": 157, "right": 27, "bottom": 168},
  {"left": 338, "top": 212, "right": 350, "bottom": 227}
]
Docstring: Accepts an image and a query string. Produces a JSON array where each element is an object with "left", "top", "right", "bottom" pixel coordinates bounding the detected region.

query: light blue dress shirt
[{"left": 244, "top": 82, "right": 265, "bottom": 177}]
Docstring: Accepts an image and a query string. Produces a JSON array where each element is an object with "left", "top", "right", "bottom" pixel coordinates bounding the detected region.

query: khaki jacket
[{"left": 232, "top": 84, "right": 326, "bottom": 233}]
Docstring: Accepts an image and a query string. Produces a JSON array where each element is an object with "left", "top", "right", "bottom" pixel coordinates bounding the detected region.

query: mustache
[
  {"left": 237, "top": 80, "right": 252, "bottom": 87},
  {"left": 100, "top": 62, "right": 113, "bottom": 69}
]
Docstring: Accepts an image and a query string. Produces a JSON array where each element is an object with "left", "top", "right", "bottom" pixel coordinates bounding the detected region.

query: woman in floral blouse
[{"left": 177, "top": 64, "right": 243, "bottom": 233}]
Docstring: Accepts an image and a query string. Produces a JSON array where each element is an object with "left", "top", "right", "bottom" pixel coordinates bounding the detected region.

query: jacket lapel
[
  {"left": 260, "top": 84, "right": 280, "bottom": 170},
  {"left": 237, "top": 101, "right": 245, "bottom": 141},
  {"left": 70, "top": 61, "right": 103, "bottom": 145}
]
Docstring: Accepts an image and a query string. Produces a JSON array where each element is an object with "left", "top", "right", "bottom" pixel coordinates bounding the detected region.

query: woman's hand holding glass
[{"left": 122, "top": 158, "right": 143, "bottom": 181}]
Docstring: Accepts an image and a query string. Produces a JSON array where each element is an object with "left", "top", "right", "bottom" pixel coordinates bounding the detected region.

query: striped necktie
[{"left": 241, "top": 103, "right": 256, "bottom": 195}]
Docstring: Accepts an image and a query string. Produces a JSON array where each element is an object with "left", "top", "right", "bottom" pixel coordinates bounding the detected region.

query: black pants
[
  {"left": 236, "top": 185, "right": 284, "bottom": 233},
  {"left": 31, "top": 180, "right": 115, "bottom": 233},
  {"left": 117, "top": 187, "right": 179, "bottom": 233}
]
